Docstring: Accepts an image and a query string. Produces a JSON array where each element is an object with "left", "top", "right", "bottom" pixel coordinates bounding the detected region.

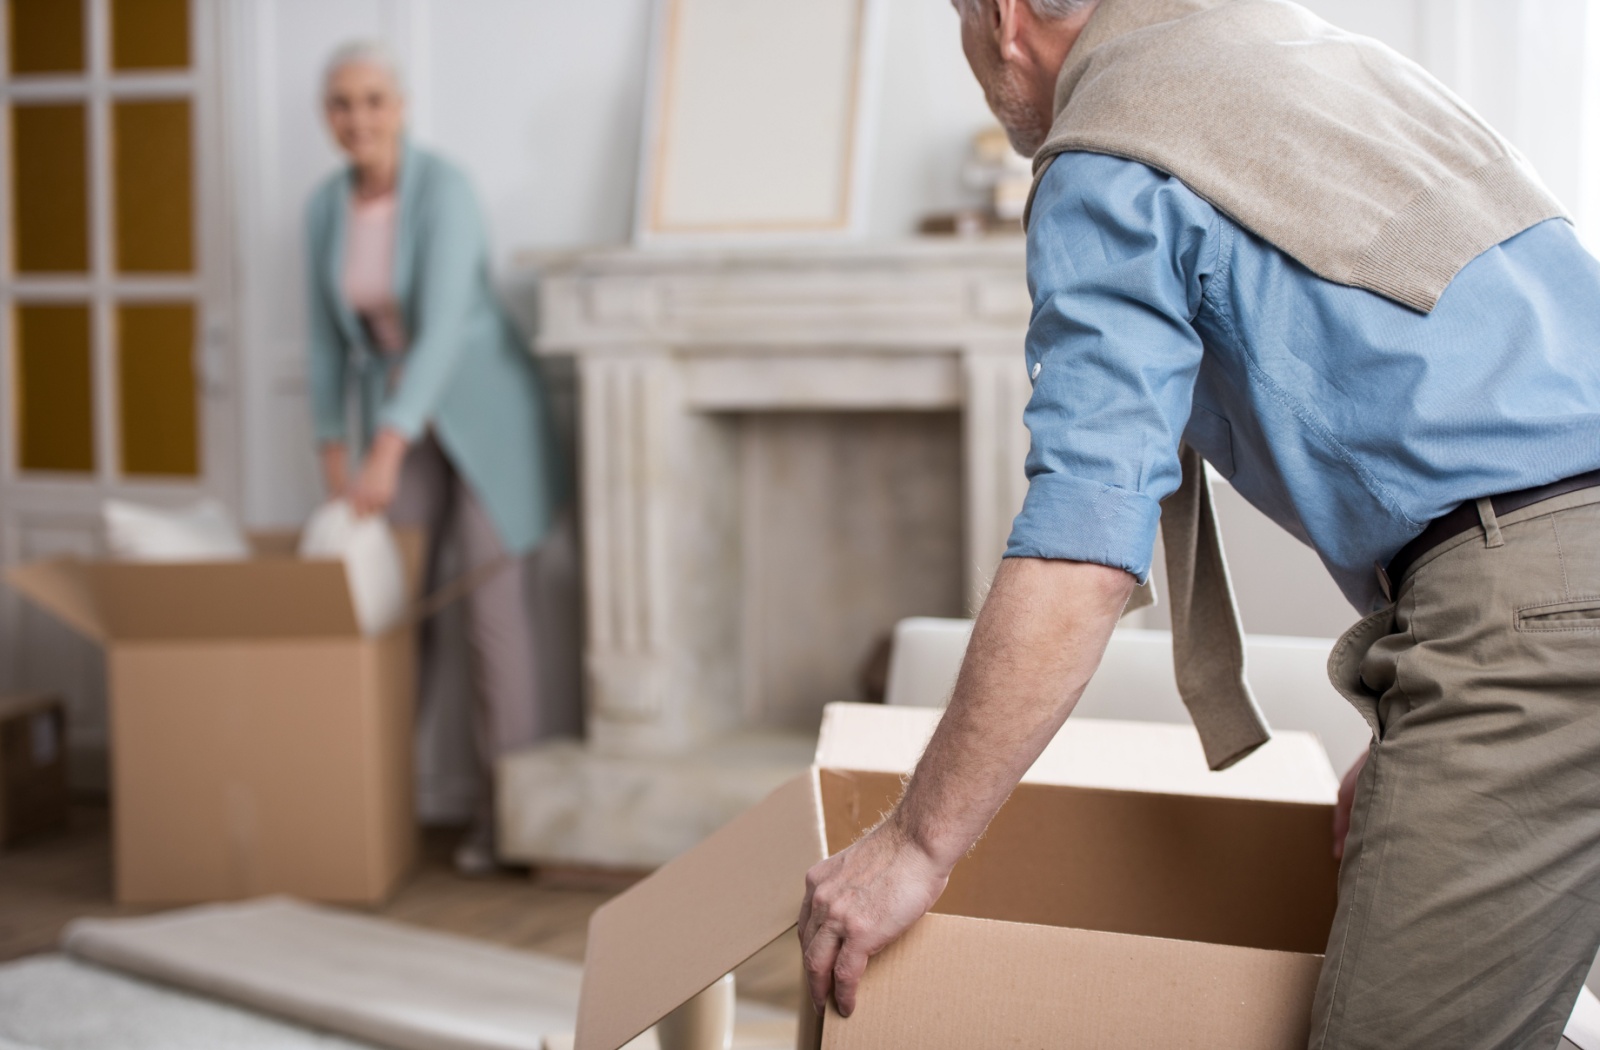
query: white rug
[{"left": 0, "top": 955, "right": 377, "bottom": 1050}]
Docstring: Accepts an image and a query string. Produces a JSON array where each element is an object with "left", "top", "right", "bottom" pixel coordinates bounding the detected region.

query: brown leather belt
[{"left": 1387, "top": 468, "right": 1600, "bottom": 585}]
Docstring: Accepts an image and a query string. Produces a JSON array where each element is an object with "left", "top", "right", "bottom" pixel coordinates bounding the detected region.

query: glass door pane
[
  {"left": 117, "top": 301, "right": 197, "bottom": 476},
  {"left": 15, "top": 303, "right": 95, "bottom": 473},
  {"left": 8, "top": 0, "right": 86, "bottom": 75},
  {"left": 109, "top": 0, "right": 189, "bottom": 71},
  {"left": 11, "top": 102, "right": 89, "bottom": 273},
  {"left": 112, "top": 99, "right": 193, "bottom": 273}
]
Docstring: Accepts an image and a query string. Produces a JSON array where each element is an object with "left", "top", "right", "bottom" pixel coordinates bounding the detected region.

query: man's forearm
[{"left": 890, "top": 556, "right": 1136, "bottom": 870}]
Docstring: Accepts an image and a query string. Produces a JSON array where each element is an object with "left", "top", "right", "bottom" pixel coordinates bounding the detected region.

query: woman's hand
[
  {"left": 320, "top": 443, "right": 351, "bottom": 499},
  {"left": 350, "top": 428, "right": 409, "bottom": 517},
  {"left": 1333, "top": 749, "right": 1369, "bottom": 859}
]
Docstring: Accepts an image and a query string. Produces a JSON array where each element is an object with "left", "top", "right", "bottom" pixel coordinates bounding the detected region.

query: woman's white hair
[
  {"left": 322, "top": 40, "right": 405, "bottom": 98},
  {"left": 954, "top": 0, "right": 1094, "bottom": 18}
]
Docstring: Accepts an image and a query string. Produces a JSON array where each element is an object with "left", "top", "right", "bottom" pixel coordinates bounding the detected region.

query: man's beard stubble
[{"left": 987, "top": 62, "right": 1052, "bottom": 157}]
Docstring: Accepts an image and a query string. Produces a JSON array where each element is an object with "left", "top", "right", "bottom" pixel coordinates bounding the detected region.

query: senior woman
[{"left": 306, "top": 42, "right": 565, "bottom": 873}]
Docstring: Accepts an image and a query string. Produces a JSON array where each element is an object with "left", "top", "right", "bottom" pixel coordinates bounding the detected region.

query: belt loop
[{"left": 1476, "top": 497, "right": 1505, "bottom": 549}]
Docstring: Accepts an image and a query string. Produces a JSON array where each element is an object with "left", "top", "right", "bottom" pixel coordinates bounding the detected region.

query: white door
[{"left": 0, "top": 0, "right": 237, "bottom": 788}]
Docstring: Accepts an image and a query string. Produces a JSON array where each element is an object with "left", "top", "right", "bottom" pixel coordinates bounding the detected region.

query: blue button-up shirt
[{"left": 1004, "top": 151, "right": 1600, "bottom": 612}]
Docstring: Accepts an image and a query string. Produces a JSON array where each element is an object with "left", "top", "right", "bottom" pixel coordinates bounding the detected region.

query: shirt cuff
[{"left": 1004, "top": 472, "right": 1162, "bottom": 582}]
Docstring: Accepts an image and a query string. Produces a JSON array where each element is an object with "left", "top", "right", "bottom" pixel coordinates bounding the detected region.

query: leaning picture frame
[{"left": 632, "top": 0, "right": 888, "bottom": 245}]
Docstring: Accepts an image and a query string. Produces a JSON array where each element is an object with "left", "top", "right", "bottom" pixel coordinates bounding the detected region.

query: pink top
[{"left": 341, "top": 192, "right": 408, "bottom": 355}]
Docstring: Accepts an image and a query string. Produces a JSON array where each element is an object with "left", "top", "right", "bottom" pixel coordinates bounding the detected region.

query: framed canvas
[{"left": 633, "top": 0, "right": 887, "bottom": 244}]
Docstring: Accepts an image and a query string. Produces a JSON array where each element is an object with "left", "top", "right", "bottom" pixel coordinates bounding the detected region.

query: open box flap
[
  {"left": 5, "top": 559, "right": 107, "bottom": 643},
  {"left": 816, "top": 702, "right": 1339, "bottom": 804},
  {"left": 575, "top": 772, "right": 827, "bottom": 1050},
  {"left": 89, "top": 560, "right": 361, "bottom": 641}
]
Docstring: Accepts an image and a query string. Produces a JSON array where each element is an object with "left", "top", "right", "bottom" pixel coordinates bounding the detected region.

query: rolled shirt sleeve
[{"left": 1005, "top": 152, "right": 1222, "bottom": 581}]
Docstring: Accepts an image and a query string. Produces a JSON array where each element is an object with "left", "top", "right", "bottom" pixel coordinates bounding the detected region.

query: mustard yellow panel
[
  {"left": 15, "top": 303, "right": 95, "bottom": 474},
  {"left": 117, "top": 301, "right": 198, "bottom": 477},
  {"left": 8, "top": 0, "right": 85, "bottom": 74},
  {"left": 11, "top": 103, "right": 89, "bottom": 274},
  {"left": 113, "top": 99, "right": 193, "bottom": 273},
  {"left": 109, "top": 0, "right": 188, "bottom": 71}
]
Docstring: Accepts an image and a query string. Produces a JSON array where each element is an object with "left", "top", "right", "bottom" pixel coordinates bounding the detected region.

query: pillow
[
  {"left": 297, "top": 500, "right": 408, "bottom": 637},
  {"left": 103, "top": 498, "right": 251, "bottom": 563}
]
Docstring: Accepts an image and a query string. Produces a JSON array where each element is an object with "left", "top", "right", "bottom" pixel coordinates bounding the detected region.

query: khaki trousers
[
  {"left": 389, "top": 435, "right": 544, "bottom": 823},
  {"left": 1312, "top": 487, "right": 1600, "bottom": 1050}
]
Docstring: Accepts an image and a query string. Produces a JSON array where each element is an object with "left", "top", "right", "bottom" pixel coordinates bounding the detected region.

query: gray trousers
[
  {"left": 389, "top": 435, "right": 543, "bottom": 823},
  {"left": 1313, "top": 487, "right": 1600, "bottom": 1049}
]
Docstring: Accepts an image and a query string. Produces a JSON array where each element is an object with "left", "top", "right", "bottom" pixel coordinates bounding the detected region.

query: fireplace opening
[{"left": 731, "top": 410, "right": 965, "bottom": 732}]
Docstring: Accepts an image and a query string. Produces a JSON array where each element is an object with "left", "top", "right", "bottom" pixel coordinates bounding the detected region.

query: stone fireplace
[{"left": 498, "top": 240, "right": 1033, "bottom": 868}]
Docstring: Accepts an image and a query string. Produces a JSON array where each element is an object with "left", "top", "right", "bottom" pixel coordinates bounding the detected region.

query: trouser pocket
[
  {"left": 1517, "top": 596, "right": 1600, "bottom": 632},
  {"left": 1327, "top": 607, "right": 1395, "bottom": 739}
]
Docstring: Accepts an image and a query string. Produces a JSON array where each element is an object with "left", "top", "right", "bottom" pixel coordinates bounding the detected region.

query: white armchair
[{"left": 883, "top": 617, "right": 1372, "bottom": 773}]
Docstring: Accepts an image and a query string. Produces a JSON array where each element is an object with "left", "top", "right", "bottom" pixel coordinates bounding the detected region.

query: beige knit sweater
[{"left": 1028, "top": 0, "right": 1566, "bottom": 312}]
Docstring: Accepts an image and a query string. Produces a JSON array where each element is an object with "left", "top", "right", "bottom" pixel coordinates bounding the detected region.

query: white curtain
[{"left": 1414, "top": 0, "right": 1600, "bottom": 249}]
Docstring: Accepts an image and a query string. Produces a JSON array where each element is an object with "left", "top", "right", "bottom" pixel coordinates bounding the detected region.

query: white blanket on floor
[
  {"left": 61, "top": 898, "right": 790, "bottom": 1050},
  {"left": 0, "top": 955, "right": 374, "bottom": 1049},
  {"left": 62, "top": 897, "right": 590, "bottom": 1050}
]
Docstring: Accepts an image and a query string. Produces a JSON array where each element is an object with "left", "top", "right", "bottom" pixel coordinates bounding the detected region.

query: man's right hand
[
  {"left": 798, "top": 816, "right": 951, "bottom": 1019},
  {"left": 792, "top": 557, "right": 1133, "bottom": 1021}
]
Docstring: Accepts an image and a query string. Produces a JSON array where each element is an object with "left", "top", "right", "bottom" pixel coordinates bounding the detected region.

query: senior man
[{"left": 798, "top": 0, "right": 1600, "bottom": 1047}]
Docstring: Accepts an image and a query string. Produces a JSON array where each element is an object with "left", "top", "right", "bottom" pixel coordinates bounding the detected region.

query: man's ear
[{"left": 994, "top": 0, "right": 1027, "bottom": 62}]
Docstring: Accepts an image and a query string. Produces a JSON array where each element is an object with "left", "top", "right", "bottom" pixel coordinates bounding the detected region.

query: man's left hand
[{"left": 798, "top": 817, "right": 951, "bottom": 1019}]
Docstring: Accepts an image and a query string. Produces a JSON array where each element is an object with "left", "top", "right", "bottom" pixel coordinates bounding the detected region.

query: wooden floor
[{"left": 0, "top": 803, "right": 804, "bottom": 1012}]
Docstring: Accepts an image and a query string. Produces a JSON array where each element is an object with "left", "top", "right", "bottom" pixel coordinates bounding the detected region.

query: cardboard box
[
  {"left": 576, "top": 703, "right": 1342, "bottom": 1050},
  {"left": 5, "top": 532, "right": 422, "bottom": 904},
  {"left": 0, "top": 693, "right": 70, "bottom": 846}
]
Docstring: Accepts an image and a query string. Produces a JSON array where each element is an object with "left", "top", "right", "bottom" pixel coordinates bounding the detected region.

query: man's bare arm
[{"left": 798, "top": 555, "right": 1136, "bottom": 1017}]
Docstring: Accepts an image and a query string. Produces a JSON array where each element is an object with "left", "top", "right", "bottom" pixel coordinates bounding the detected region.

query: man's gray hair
[
  {"left": 322, "top": 40, "right": 405, "bottom": 98},
  {"left": 954, "top": 0, "right": 1095, "bottom": 18}
]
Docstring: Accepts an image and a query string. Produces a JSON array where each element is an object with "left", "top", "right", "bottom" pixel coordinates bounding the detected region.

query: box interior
[{"left": 818, "top": 768, "right": 1338, "bottom": 955}]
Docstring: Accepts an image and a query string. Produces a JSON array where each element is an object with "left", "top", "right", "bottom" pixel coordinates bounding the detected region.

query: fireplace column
[
  {"left": 962, "top": 341, "right": 1036, "bottom": 610},
  {"left": 575, "top": 350, "right": 747, "bottom": 757}
]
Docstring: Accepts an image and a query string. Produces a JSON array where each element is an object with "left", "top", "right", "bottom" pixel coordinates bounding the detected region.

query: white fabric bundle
[
  {"left": 103, "top": 498, "right": 251, "bottom": 563},
  {"left": 297, "top": 500, "right": 407, "bottom": 637}
]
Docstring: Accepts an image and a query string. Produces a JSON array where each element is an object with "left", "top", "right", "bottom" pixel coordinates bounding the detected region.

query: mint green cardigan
[{"left": 306, "top": 146, "right": 562, "bottom": 555}]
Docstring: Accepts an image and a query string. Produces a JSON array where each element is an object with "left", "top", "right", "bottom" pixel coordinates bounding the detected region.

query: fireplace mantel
[
  {"left": 499, "top": 238, "right": 1036, "bottom": 868},
  {"left": 537, "top": 238, "right": 1031, "bottom": 350}
]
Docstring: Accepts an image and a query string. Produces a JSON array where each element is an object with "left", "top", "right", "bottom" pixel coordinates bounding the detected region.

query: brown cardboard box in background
[
  {"left": 0, "top": 693, "right": 70, "bottom": 847},
  {"left": 577, "top": 703, "right": 1342, "bottom": 1050},
  {"left": 5, "top": 532, "right": 422, "bottom": 904}
]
